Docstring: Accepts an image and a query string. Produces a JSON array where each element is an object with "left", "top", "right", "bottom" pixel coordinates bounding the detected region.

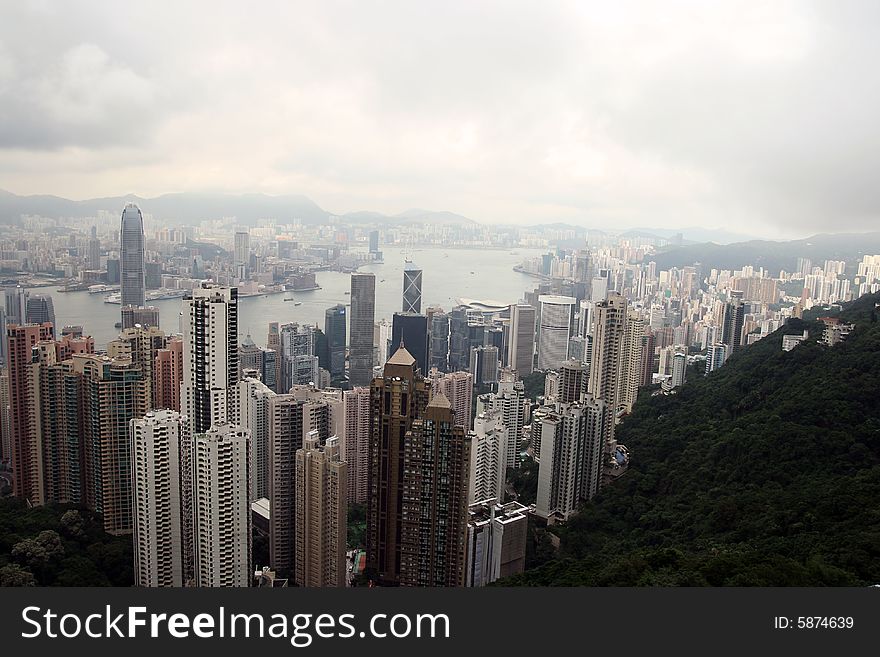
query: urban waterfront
[{"left": 31, "top": 247, "right": 546, "bottom": 348}]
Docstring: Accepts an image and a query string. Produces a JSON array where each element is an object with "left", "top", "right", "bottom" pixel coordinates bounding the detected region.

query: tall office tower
[
  {"left": 239, "top": 334, "right": 264, "bottom": 374},
  {"left": 6, "top": 322, "right": 53, "bottom": 503},
  {"left": 468, "top": 409, "right": 507, "bottom": 504},
  {"left": 88, "top": 225, "right": 101, "bottom": 269},
  {"left": 268, "top": 394, "right": 305, "bottom": 575},
  {"left": 368, "top": 230, "right": 380, "bottom": 254},
  {"left": 25, "top": 294, "right": 56, "bottom": 328},
  {"left": 402, "top": 261, "right": 423, "bottom": 314},
  {"left": 324, "top": 305, "right": 347, "bottom": 381},
  {"left": 233, "top": 376, "right": 275, "bottom": 501},
  {"left": 155, "top": 337, "right": 183, "bottom": 412},
  {"left": 559, "top": 359, "right": 586, "bottom": 404},
  {"left": 366, "top": 346, "right": 431, "bottom": 586},
  {"left": 182, "top": 284, "right": 239, "bottom": 434},
  {"left": 469, "top": 345, "right": 500, "bottom": 386},
  {"left": 618, "top": 311, "right": 645, "bottom": 414},
  {"left": 671, "top": 352, "right": 687, "bottom": 388},
  {"left": 4, "top": 288, "right": 29, "bottom": 326},
  {"left": 574, "top": 249, "right": 592, "bottom": 283},
  {"left": 391, "top": 312, "right": 428, "bottom": 375},
  {"left": 429, "top": 310, "right": 450, "bottom": 372},
  {"left": 74, "top": 354, "right": 148, "bottom": 534},
  {"left": 121, "top": 305, "right": 160, "bottom": 330},
  {"left": 0, "top": 368, "right": 10, "bottom": 462},
  {"left": 295, "top": 432, "right": 347, "bottom": 588},
  {"left": 465, "top": 500, "right": 528, "bottom": 587},
  {"left": 192, "top": 422, "right": 252, "bottom": 587},
  {"left": 120, "top": 203, "right": 146, "bottom": 311},
  {"left": 721, "top": 290, "right": 745, "bottom": 356},
  {"left": 349, "top": 273, "right": 376, "bottom": 386},
  {"left": 131, "top": 410, "right": 188, "bottom": 587},
  {"left": 534, "top": 397, "right": 608, "bottom": 521},
  {"left": 342, "top": 386, "right": 370, "bottom": 505},
  {"left": 108, "top": 325, "right": 167, "bottom": 410},
  {"left": 427, "top": 369, "right": 474, "bottom": 432},
  {"left": 475, "top": 371, "right": 526, "bottom": 470},
  {"left": 578, "top": 299, "right": 593, "bottom": 337},
  {"left": 261, "top": 348, "right": 277, "bottom": 390},
  {"left": 290, "top": 384, "right": 344, "bottom": 443},
  {"left": 399, "top": 393, "right": 470, "bottom": 587},
  {"left": 280, "top": 323, "right": 319, "bottom": 389},
  {"left": 234, "top": 230, "right": 250, "bottom": 280},
  {"left": 266, "top": 322, "right": 282, "bottom": 392},
  {"left": 507, "top": 303, "right": 536, "bottom": 378},
  {"left": 537, "top": 295, "right": 575, "bottom": 371},
  {"left": 640, "top": 331, "right": 655, "bottom": 386},
  {"left": 705, "top": 343, "right": 728, "bottom": 375}
]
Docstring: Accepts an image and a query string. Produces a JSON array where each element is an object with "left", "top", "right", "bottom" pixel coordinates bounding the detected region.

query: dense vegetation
[
  {"left": 0, "top": 499, "right": 133, "bottom": 586},
  {"left": 502, "top": 293, "right": 880, "bottom": 586}
]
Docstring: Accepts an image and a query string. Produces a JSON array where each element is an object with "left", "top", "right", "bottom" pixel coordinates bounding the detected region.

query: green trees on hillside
[{"left": 501, "top": 294, "right": 880, "bottom": 586}]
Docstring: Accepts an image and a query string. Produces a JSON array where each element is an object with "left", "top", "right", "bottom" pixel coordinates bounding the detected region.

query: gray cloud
[{"left": 0, "top": 0, "right": 878, "bottom": 238}]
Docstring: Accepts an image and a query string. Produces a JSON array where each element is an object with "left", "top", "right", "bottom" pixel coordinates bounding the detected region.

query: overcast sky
[{"left": 1, "top": 1, "right": 878, "bottom": 238}]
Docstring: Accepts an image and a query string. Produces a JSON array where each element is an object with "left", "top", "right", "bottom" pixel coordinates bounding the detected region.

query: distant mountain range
[
  {"left": 650, "top": 232, "right": 880, "bottom": 274},
  {"left": 0, "top": 189, "right": 477, "bottom": 227}
]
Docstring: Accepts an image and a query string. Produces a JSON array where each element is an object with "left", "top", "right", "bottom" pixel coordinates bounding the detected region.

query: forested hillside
[{"left": 503, "top": 294, "right": 880, "bottom": 585}]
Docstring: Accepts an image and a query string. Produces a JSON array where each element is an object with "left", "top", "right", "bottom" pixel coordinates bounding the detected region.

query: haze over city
[{"left": 3, "top": 1, "right": 880, "bottom": 239}]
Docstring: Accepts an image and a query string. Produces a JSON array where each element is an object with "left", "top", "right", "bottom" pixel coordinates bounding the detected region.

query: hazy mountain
[
  {"left": 651, "top": 232, "right": 880, "bottom": 274},
  {"left": 0, "top": 189, "right": 478, "bottom": 227}
]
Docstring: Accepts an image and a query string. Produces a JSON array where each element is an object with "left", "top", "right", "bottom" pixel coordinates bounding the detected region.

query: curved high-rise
[{"left": 120, "top": 203, "right": 146, "bottom": 309}]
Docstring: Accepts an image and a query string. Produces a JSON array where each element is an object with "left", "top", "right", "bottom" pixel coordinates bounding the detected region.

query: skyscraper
[
  {"left": 349, "top": 273, "right": 376, "bottom": 386},
  {"left": 427, "top": 368, "right": 474, "bottom": 432},
  {"left": 391, "top": 312, "right": 428, "bottom": 375},
  {"left": 131, "top": 410, "right": 188, "bottom": 587},
  {"left": 25, "top": 294, "right": 55, "bottom": 328},
  {"left": 295, "top": 432, "right": 347, "bottom": 588},
  {"left": 182, "top": 284, "right": 238, "bottom": 434},
  {"left": 268, "top": 394, "right": 305, "bottom": 575},
  {"left": 402, "top": 261, "right": 423, "bottom": 314},
  {"left": 192, "top": 422, "right": 252, "bottom": 587},
  {"left": 465, "top": 500, "right": 528, "bottom": 587},
  {"left": 343, "top": 386, "right": 370, "bottom": 505},
  {"left": 155, "top": 337, "right": 183, "bottom": 412},
  {"left": 429, "top": 310, "right": 450, "bottom": 372},
  {"left": 399, "top": 392, "right": 470, "bottom": 587},
  {"left": 234, "top": 230, "right": 250, "bottom": 280},
  {"left": 722, "top": 290, "right": 745, "bottom": 356},
  {"left": 107, "top": 325, "right": 167, "bottom": 410},
  {"left": 6, "top": 322, "right": 54, "bottom": 503},
  {"left": 324, "top": 305, "right": 347, "bottom": 381},
  {"left": 468, "top": 409, "right": 507, "bottom": 504},
  {"left": 671, "top": 352, "right": 687, "bottom": 388},
  {"left": 507, "top": 303, "right": 536, "bottom": 377},
  {"left": 475, "top": 370, "right": 526, "bottom": 470},
  {"left": 366, "top": 346, "right": 431, "bottom": 586},
  {"left": 120, "top": 203, "right": 146, "bottom": 310},
  {"left": 88, "top": 225, "right": 101, "bottom": 270},
  {"left": 121, "top": 305, "right": 160, "bottom": 330},
  {"left": 537, "top": 295, "right": 575, "bottom": 371}
]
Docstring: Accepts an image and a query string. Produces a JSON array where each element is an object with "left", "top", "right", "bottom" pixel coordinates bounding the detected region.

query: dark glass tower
[
  {"left": 349, "top": 273, "right": 376, "bottom": 386},
  {"left": 324, "top": 304, "right": 347, "bottom": 381},
  {"left": 402, "top": 261, "right": 422, "bottom": 314},
  {"left": 120, "top": 203, "right": 146, "bottom": 311},
  {"left": 391, "top": 312, "right": 428, "bottom": 375}
]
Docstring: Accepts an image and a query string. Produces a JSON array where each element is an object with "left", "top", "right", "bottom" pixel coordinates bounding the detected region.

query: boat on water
[
  {"left": 294, "top": 302, "right": 302, "bottom": 306},
  {"left": 284, "top": 298, "right": 295, "bottom": 302},
  {"left": 344, "top": 291, "right": 350, "bottom": 295}
]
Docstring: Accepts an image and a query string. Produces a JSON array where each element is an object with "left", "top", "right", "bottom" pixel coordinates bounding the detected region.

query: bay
[{"left": 31, "top": 247, "right": 546, "bottom": 349}]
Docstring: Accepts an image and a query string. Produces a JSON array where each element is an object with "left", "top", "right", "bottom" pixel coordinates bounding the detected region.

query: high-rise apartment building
[
  {"left": 537, "top": 295, "right": 575, "bottom": 371},
  {"left": 399, "top": 393, "right": 470, "bottom": 587},
  {"left": 429, "top": 310, "right": 450, "bottom": 372},
  {"left": 192, "top": 422, "right": 252, "bottom": 587},
  {"left": 295, "top": 432, "right": 347, "bottom": 587},
  {"left": 342, "top": 386, "right": 370, "bottom": 505},
  {"left": 182, "top": 284, "right": 238, "bottom": 434},
  {"left": 120, "top": 203, "right": 146, "bottom": 311},
  {"left": 476, "top": 370, "right": 526, "bottom": 470},
  {"left": 366, "top": 346, "right": 431, "bottom": 586},
  {"left": 427, "top": 368, "right": 474, "bottom": 431},
  {"left": 465, "top": 500, "right": 528, "bottom": 587},
  {"left": 268, "top": 394, "right": 305, "bottom": 574},
  {"left": 234, "top": 230, "right": 250, "bottom": 280},
  {"left": 108, "top": 325, "right": 167, "bottom": 410},
  {"left": 402, "top": 261, "right": 423, "bottom": 314},
  {"left": 468, "top": 410, "right": 507, "bottom": 504},
  {"left": 6, "top": 322, "right": 54, "bottom": 503},
  {"left": 722, "top": 290, "right": 745, "bottom": 357},
  {"left": 131, "top": 410, "right": 188, "bottom": 587},
  {"left": 121, "top": 305, "right": 160, "bottom": 330},
  {"left": 233, "top": 376, "right": 276, "bottom": 502},
  {"left": 349, "top": 273, "right": 376, "bottom": 386},
  {"left": 155, "top": 337, "right": 183, "bottom": 412}
]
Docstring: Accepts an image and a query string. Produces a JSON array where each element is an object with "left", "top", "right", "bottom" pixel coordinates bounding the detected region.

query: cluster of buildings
[{"left": 3, "top": 202, "right": 880, "bottom": 588}]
